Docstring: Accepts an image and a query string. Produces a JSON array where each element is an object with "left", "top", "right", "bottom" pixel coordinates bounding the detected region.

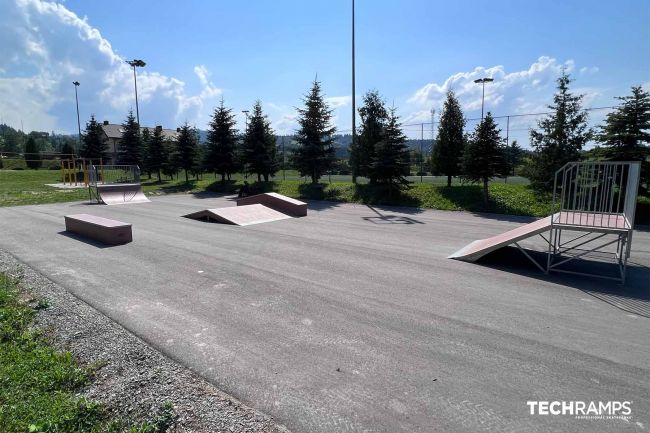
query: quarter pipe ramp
[{"left": 96, "top": 184, "right": 150, "bottom": 205}]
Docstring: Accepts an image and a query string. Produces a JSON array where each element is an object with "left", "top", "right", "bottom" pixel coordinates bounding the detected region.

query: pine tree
[
  {"left": 141, "top": 127, "right": 152, "bottom": 178},
  {"left": 462, "top": 113, "right": 507, "bottom": 203},
  {"left": 368, "top": 107, "right": 411, "bottom": 193},
  {"left": 24, "top": 136, "right": 41, "bottom": 169},
  {"left": 504, "top": 139, "right": 523, "bottom": 181},
  {"left": 147, "top": 126, "right": 168, "bottom": 181},
  {"left": 292, "top": 79, "right": 337, "bottom": 183},
  {"left": 431, "top": 91, "right": 466, "bottom": 187},
  {"left": 242, "top": 101, "right": 278, "bottom": 182},
  {"left": 175, "top": 123, "right": 199, "bottom": 184},
  {"left": 528, "top": 72, "right": 592, "bottom": 190},
  {"left": 205, "top": 99, "right": 239, "bottom": 182},
  {"left": 351, "top": 90, "right": 388, "bottom": 183},
  {"left": 598, "top": 86, "right": 650, "bottom": 189},
  {"left": 117, "top": 111, "right": 142, "bottom": 166},
  {"left": 60, "top": 140, "right": 76, "bottom": 158},
  {"left": 80, "top": 115, "right": 108, "bottom": 164}
]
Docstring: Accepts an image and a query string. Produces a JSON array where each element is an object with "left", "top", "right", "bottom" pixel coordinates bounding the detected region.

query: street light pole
[
  {"left": 242, "top": 110, "right": 249, "bottom": 130},
  {"left": 126, "top": 59, "right": 146, "bottom": 125},
  {"left": 72, "top": 81, "right": 81, "bottom": 152},
  {"left": 351, "top": 0, "right": 356, "bottom": 183},
  {"left": 473, "top": 77, "right": 494, "bottom": 120}
]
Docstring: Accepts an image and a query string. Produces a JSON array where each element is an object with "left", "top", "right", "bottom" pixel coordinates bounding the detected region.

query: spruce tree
[
  {"left": 292, "top": 79, "right": 337, "bottom": 183},
  {"left": 242, "top": 101, "right": 278, "bottom": 182},
  {"left": 147, "top": 126, "right": 167, "bottom": 181},
  {"left": 368, "top": 107, "right": 411, "bottom": 193},
  {"left": 117, "top": 111, "right": 142, "bottom": 166},
  {"left": 598, "top": 86, "right": 650, "bottom": 189},
  {"left": 80, "top": 115, "right": 108, "bottom": 164},
  {"left": 528, "top": 72, "right": 592, "bottom": 190},
  {"left": 462, "top": 113, "right": 507, "bottom": 203},
  {"left": 351, "top": 90, "right": 388, "bottom": 182},
  {"left": 205, "top": 99, "right": 239, "bottom": 182},
  {"left": 24, "top": 137, "right": 41, "bottom": 169},
  {"left": 175, "top": 123, "right": 199, "bottom": 184},
  {"left": 504, "top": 139, "right": 523, "bottom": 181},
  {"left": 431, "top": 91, "right": 466, "bottom": 187},
  {"left": 141, "top": 127, "right": 152, "bottom": 178}
]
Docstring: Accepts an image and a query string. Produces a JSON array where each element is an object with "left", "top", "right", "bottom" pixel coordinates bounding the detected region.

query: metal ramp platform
[
  {"left": 89, "top": 165, "right": 150, "bottom": 205},
  {"left": 184, "top": 204, "right": 293, "bottom": 226},
  {"left": 450, "top": 161, "right": 641, "bottom": 284}
]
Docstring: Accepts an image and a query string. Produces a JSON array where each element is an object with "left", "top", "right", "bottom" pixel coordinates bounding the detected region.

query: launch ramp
[
  {"left": 184, "top": 204, "right": 292, "bottom": 226},
  {"left": 450, "top": 161, "right": 641, "bottom": 283},
  {"left": 89, "top": 165, "right": 150, "bottom": 205},
  {"left": 237, "top": 192, "right": 307, "bottom": 217}
]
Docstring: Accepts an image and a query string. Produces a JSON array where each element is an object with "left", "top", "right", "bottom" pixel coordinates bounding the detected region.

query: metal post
[
  {"left": 420, "top": 123, "right": 424, "bottom": 183},
  {"left": 133, "top": 65, "right": 139, "bottom": 124},
  {"left": 73, "top": 81, "right": 81, "bottom": 151},
  {"left": 282, "top": 136, "right": 286, "bottom": 180},
  {"left": 351, "top": 0, "right": 356, "bottom": 183}
]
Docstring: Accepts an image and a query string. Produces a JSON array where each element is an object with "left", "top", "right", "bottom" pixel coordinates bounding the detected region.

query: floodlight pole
[
  {"left": 73, "top": 81, "right": 81, "bottom": 152},
  {"left": 474, "top": 77, "right": 494, "bottom": 120},
  {"left": 126, "top": 59, "right": 146, "bottom": 125},
  {"left": 351, "top": 0, "right": 356, "bottom": 183}
]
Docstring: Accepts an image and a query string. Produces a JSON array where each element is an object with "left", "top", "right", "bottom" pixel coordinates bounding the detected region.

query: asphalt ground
[{"left": 0, "top": 194, "right": 648, "bottom": 433}]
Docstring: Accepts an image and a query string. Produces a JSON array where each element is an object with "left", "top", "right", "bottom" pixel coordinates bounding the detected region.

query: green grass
[
  {"left": 0, "top": 169, "right": 88, "bottom": 207},
  {"left": 0, "top": 273, "right": 176, "bottom": 433},
  {"left": 2, "top": 169, "right": 647, "bottom": 221}
]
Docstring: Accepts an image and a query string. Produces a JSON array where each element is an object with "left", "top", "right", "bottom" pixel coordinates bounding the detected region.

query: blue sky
[{"left": 1, "top": 0, "right": 649, "bottom": 146}]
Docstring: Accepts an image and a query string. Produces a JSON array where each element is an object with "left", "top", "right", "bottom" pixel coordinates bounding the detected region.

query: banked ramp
[
  {"left": 184, "top": 204, "right": 292, "bottom": 226},
  {"left": 448, "top": 216, "right": 552, "bottom": 262},
  {"left": 237, "top": 192, "right": 307, "bottom": 217},
  {"left": 96, "top": 183, "right": 150, "bottom": 205}
]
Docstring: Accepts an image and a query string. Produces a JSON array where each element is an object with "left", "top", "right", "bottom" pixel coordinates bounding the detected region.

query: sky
[{"left": 1, "top": 0, "right": 649, "bottom": 146}]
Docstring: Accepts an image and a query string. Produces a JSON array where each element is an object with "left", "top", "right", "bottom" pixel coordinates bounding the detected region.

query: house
[{"left": 100, "top": 121, "right": 179, "bottom": 164}]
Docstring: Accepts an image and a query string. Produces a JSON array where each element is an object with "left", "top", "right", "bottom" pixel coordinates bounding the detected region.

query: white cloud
[
  {"left": 0, "top": 0, "right": 222, "bottom": 132},
  {"left": 579, "top": 66, "right": 600, "bottom": 75},
  {"left": 407, "top": 56, "right": 578, "bottom": 116},
  {"left": 325, "top": 95, "right": 351, "bottom": 109}
]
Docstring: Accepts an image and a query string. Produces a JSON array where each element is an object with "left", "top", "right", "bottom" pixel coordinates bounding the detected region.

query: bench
[
  {"left": 236, "top": 192, "right": 307, "bottom": 217},
  {"left": 64, "top": 214, "right": 132, "bottom": 245}
]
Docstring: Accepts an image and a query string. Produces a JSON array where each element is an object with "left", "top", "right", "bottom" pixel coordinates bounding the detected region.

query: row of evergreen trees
[{"left": 429, "top": 72, "right": 650, "bottom": 197}]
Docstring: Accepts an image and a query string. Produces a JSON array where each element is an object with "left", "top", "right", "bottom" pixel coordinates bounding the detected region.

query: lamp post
[
  {"left": 242, "top": 110, "right": 250, "bottom": 131},
  {"left": 72, "top": 81, "right": 81, "bottom": 152},
  {"left": 473, "top": 77, "right": 494, "bottom": 120},
  {"left": 351, "top": 0, "right": 356, "bottom": 183},
  {"left": 126, "top": 59, "right": 146, "bottom": 125}
]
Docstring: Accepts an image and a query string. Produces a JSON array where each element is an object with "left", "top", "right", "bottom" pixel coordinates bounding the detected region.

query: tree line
[{"left": 429, "top": 72, "right": 650, "bottom": 201}]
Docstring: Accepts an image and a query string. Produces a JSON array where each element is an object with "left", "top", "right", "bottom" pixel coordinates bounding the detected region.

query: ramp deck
[
  {"left": 237, "top": 192, "right": 307, "bottom": 217},
  {"left": 96, "top": 183, "right": 150, "bottom": 205},
  {"left": 184, "top": 204, "right": 293, "bottom": 226}
]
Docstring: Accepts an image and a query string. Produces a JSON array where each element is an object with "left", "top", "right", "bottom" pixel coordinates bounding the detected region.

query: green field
[{"left": 3, "top": 169, "right": 648, "bottom": 221}]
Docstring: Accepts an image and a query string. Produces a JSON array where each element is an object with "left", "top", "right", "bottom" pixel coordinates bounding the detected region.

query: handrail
[{"left": 551, "top": 161, "right": 640, "bottom": 230}]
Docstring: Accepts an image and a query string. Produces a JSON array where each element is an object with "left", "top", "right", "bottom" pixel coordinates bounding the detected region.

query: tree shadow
[
  {"left": 361, "top": 205, "right": 424, "bottom": 224},
  {"left": 475, "top": 246, "right": 650, "bottom": 317}
]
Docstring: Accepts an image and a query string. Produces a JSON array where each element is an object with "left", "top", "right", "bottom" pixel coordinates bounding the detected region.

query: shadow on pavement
[
  {"left": 476, "top": 246, "right": 650, "bottom": 318},
  {"left": 57, "top": 231, "right": 120, "bottom": 249}
]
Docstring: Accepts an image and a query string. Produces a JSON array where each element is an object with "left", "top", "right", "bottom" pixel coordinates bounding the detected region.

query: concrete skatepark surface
[{"left": 0, "top": 195, "right": 648, "bottom": 433}]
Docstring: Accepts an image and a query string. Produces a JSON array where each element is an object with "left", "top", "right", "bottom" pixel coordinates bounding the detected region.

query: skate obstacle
[
  {"left": 450, "top": 161, "right": 641, "bottom": 283},
  {"left": 65, "top": 214, "right": 132, "bottom": 245},
  {"left": 88, "top": 165, "right": 150, "bottom": 205},
  {"left": 184, "top": 193, "right": 307, "bottom": 226}
]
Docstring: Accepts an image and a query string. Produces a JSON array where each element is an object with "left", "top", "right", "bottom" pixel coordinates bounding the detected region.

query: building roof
[{"left": 100, "top": 123, "right": 179, "bottom": 141}]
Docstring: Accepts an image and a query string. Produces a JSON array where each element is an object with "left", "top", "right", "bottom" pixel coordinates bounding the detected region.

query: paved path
[{"left": 0, "top": 195, "right": 648, "bottom": 433}]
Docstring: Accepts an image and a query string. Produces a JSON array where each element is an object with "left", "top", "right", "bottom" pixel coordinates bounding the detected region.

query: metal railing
[
  {"left": 89, "top": 165, "right": 141, "bottom": 186},
  {"left": 551, "top": 161, "right": 640, "bottom": 230}
]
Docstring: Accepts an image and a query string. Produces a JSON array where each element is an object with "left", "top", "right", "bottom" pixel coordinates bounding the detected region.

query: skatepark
[{"left": 0, "top": 185, "right": 648, "bottom": 432}]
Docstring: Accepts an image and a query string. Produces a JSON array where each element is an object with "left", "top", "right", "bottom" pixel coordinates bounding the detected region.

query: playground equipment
[
  {"left": 184, "top": 192, "right": 307, "bottom": 226},
  {"left": 450, "top": 161, "right": 641, "bottom": 283},
  {"left": 60, "top": 157, "right": 93, "bottom": 186},
  {"left": 88, "top": 164, "right": 150, "bottom": 205}
]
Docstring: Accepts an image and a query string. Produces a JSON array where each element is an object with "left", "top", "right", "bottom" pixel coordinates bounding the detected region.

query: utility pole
[
  {"left": 126, "top": 59, "right": 146, "bottom": 125},
  {"left": 420, "top": 123, "right": 424, "bottom": 183},
  {"left": 242, "top": 110, "right": 249, "bottom": 130},
  {"left": 473, "top": 77, "right": 494, "bottom": 120},
  {"left": 351, "top": 0, "right": 356, "bottom": 183},
  {"left": 73, "top": 81, "right": 81, "bottom": 152},
  {"left": 282, "top": 135, "right": 286, "bottom": 180}
]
